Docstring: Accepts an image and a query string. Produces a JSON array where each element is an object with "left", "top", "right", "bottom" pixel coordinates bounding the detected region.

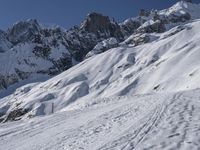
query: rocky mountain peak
[
  {"left": 80, "top": 12, "right": 110, "bottom": 32},
  {"left": 7, "top": 19, "right": 40, "bottom": 44},
  {"left": 139, "top": 9, "right": 150, "bottom": 17},
  {"left": 80, "top": 12, "right": 124, "bottom": 40}
]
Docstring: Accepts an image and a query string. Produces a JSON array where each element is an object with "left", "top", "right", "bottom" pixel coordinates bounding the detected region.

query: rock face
[
  {"left": 64, "top": 12, "right": 125, "bottom": 61},
  {"left": 120, "top": 18, "right": 141, "bottom": 37},
  {"left": 167, "top": 12, "right": 191, "bottom": 23},
  {"left": 64, "top": 26, "right": 98, "bottom": 61},
  {"left": 137, "top": 20, "right": 166, "bottom": 33},
  {"left": 8, "top": 19, "right": 40, "bottom": 44},
  {"left": 123, "top": 33, "right": 150, "bottom": 46},
  {"left": 80, "top": 12, "right": 124, "bottom": 40},
  {"left": 4, "top": 108, "right": 29, "bottom": 122}
]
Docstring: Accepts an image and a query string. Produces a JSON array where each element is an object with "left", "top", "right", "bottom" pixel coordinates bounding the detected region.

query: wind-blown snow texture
[{"left": 1, "top": 1, "right": 200, "bottom": 150}]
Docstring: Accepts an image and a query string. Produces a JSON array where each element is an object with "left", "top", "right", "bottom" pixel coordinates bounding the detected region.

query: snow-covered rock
[
  {"left": 8, "top": 19, "right": 40, "bottom": 44},
  {"left": 159, "top": 1, "right": 200, "bottom": 20},
  {"left": 86, "top": 37, "right": 118, "bottom": 58}
]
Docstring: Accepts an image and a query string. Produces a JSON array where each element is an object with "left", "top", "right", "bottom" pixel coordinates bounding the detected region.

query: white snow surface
[
  {"left": 1, "top": 89, "right": 200, "bottom": 150},
  {"left": 1, "top": 1, "right": 200, "bottom": 150}
]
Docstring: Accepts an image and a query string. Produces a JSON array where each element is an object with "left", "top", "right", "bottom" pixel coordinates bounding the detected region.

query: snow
[
  {"left": 139, "top": 19, "right": 155, "bottom": 28},
  {"left": 0, "top": 43, "right": 51, "bottom": 75},
  {"left": 1, "top": 89, "right": 200, "bottom": 149},
  {"left": 1, "top": 1, "right": 200, "bottom": 149}
]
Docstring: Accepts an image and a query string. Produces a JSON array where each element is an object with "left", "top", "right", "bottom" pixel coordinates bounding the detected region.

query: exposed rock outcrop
[
  {"left": 80, "top": 12, "right": 124, "bottom": 40},
  {"left": 86, "top": 37, "right": 119, "bottom": 58},
  {"left": 137, "top": 20, "right": 166, "bottom": 33}
]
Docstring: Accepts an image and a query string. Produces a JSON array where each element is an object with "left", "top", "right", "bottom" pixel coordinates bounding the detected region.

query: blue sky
[{"left": 0, "top": 0, "right": 199, "bottom": 30}]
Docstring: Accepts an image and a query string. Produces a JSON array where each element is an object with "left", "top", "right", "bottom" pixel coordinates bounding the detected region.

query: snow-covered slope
[
  {"left": 1, "top": 1, "right": 200, "bottom": 149},
  {"left": 1, "top": 89, "right": 200, "bottom": 150}
]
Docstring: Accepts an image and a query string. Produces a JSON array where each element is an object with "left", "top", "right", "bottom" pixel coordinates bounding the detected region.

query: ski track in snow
[{"left": 1, "top": 90, "right": 200, "bottom": 150}]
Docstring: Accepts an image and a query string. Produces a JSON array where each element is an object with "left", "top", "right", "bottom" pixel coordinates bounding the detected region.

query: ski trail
[
  {"left": 1, "top": 90, "right": 200, "bottom": 150},
  {"left": 98, "top": 93, "right": 183, "bottom": 150},
  {"left": 50, "top": 99, "right": 157, "bottom": 150},
  {"left": 0, "top": 94, "right": 161, "bottom": 150},
  {"left": 136, "top": 91, "right": 200, "bottom": 150},
  {"left": 98, "top": 101, "right": 166, "bottom": 150}
]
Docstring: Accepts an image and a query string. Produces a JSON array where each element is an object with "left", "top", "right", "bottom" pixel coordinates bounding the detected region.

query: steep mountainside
[{"left": 0, "top": 14, "right": 124, "bottom": 91}]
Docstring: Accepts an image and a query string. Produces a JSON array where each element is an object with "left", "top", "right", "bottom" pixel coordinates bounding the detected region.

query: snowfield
[
  {"left": 1, "top": 1, "right": 200, "bottom": 150},
  {"left": 1, "top": 89, "right": 200, "bottom": 150}
]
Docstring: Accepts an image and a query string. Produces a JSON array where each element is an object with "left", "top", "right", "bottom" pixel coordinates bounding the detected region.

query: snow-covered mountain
[
  {"left": 0, "top": 1, "right": 198, "bottom": 92},
  {"left": 1, "top": 1, "right": 200, "bottom": 149},
  {"left": 0, "top": 14, "right": 124, "bottom": 91}
]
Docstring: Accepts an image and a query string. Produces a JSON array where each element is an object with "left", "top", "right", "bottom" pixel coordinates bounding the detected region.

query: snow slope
[{"left": 1, "top": 89, "right": 200, "bottom": 150}]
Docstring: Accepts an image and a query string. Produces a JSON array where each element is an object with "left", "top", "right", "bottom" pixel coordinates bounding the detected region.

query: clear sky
[{"left": 0, "top": 0, "right": 199, "bottom": 30}]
